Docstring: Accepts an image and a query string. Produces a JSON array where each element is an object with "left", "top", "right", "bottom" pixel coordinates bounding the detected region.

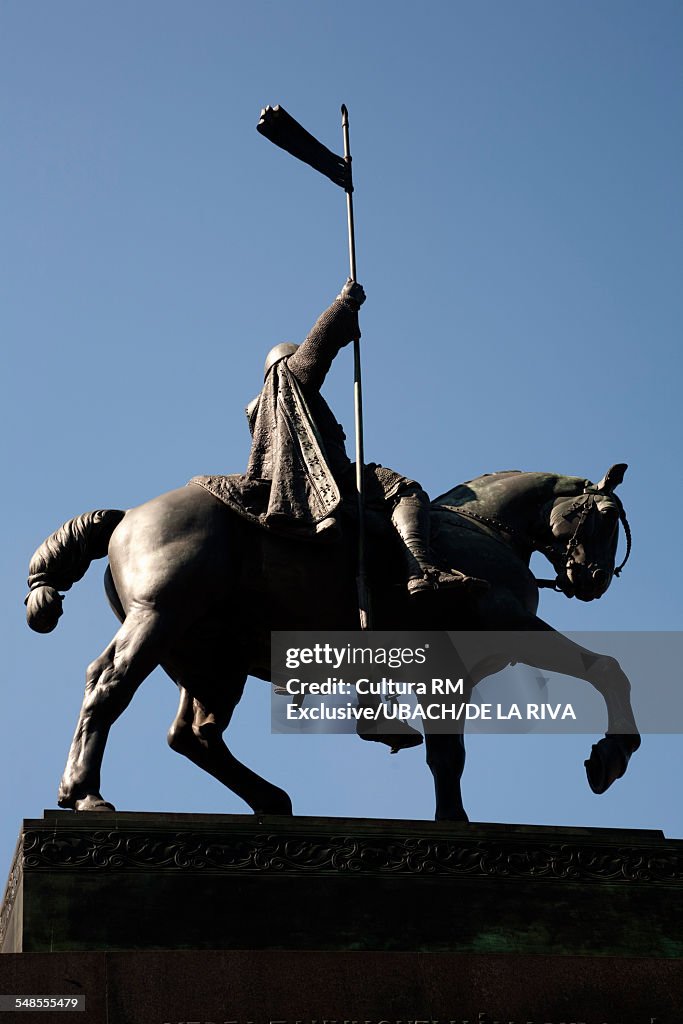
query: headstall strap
[
  {"left": 563, "top": 493, "right": 594, "bottom": 565},
  {"left": 575, "top": 488, "right": 632, "bottom": 576}
]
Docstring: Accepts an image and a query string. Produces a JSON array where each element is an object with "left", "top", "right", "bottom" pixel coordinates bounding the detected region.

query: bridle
[
  {"left": 552, "top": 488, "right": 632, "bottom": 578},
  {"left": 447, "top": 489, "right": 632, "bottom": 594}
]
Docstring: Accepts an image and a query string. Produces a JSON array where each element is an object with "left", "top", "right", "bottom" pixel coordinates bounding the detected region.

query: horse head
[{"left": 546, "top": 463, "right": 631, "bottom": 602}]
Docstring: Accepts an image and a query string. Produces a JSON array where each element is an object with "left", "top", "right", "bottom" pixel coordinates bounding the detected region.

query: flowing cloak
[{"left": 191, "top": 358, "right": 343, "bottom": 536}]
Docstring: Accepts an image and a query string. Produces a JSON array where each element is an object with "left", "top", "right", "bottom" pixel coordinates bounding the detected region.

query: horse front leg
[
  {"left": 581, "top": 654, "right": 641, "bottom": 795},
  {"left": 506, "top": 618, "right": 641, "bottom": 794},
  {"left": 58, "top": 607, "right": 165, "bottom": 811}
]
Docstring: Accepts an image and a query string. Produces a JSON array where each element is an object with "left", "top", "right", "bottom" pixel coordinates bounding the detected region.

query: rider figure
[{"left": 245, "top": 280, "right": 488, "bottom": 599}]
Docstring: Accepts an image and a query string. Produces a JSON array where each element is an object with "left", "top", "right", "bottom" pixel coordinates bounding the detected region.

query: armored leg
[{"left": 390, "top": 491, "right": 489, "bottom": 598}]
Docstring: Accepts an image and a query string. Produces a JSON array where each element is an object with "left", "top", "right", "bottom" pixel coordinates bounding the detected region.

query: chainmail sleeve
[{"left": 286, "top": 297, "right": 360, "bottom": 392}]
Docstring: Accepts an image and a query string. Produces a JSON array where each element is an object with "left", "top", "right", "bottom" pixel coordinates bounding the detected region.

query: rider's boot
[
  {"left": 355, "top": 690, "right": 423, "bottom": 752},
  {"left": 356, "top": 718, "right": 424, "bottom": 753},
  {"left": 391, "top": 493, "right": 489, "bottom": 598}
]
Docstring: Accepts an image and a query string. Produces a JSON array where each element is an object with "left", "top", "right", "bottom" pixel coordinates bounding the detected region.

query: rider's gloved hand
[{"left": 338, "top": 278, "right": 366, "bottom": 311}]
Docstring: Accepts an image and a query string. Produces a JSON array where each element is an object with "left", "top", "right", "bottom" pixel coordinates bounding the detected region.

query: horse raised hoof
[
  {"left": 357, "top": 720, "right": 423, "bottom": 754},
  {"left": 585, "top": 733, "right": 641, "bottom": 794}
]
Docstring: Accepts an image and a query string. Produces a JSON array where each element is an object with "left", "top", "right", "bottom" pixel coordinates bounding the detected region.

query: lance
[{"left": 256, "top": 104, "right": 371, "bottom": 630}]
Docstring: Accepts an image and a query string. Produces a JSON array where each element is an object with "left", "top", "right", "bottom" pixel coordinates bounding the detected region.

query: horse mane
[
  {"left": 464, "top": 469, "right": 524, "bottom": 485},
  {"left": 433, "top": 469, "right": 589, "bottom": 509},
  {"left": 433, "top": 469, "right": 524, "bottom": 507}
]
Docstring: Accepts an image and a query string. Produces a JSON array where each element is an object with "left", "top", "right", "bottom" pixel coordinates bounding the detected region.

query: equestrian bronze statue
[{"left": 25, "top": 282, "right": 639, "bottom": 822}]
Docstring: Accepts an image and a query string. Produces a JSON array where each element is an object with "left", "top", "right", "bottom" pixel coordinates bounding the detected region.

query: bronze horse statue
[{"left": 25, "top": 463, "right": 639, "bottom": 821}]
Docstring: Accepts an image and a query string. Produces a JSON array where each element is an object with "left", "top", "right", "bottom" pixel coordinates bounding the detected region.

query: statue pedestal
[{"left": 1, "top": 811, "right": 682, "bottom": 1022}]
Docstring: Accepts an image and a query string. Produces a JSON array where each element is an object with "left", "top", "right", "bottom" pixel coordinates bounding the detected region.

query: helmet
[{"left": 263, "top": 342, "right": 298, "bottom": 379}]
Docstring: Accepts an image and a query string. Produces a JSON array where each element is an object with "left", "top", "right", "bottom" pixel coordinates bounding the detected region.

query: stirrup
[{"left": 407, "top": 567, "right": 489, "bottom": 597}]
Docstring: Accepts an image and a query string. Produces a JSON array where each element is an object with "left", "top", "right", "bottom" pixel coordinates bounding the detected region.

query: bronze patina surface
[
  {"left": 24, "top": 283, "right": 638, "bottom": 823},
  {"left": 24, "top": 457, "right": 638, "bottom": 822}
]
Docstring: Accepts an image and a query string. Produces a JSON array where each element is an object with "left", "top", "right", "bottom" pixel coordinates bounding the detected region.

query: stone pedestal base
[
  {"left": 1, "top": 948, "right": 682, "bottom": 1024},
  {"left": 1, "top": 812, "right": 681, "bottom": 1023}
]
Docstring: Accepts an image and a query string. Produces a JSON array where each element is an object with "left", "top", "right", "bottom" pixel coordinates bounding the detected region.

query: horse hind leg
[
  {"left": 58, "top": 607, "right": 166, "bottom": 812},
  {"left": 425, "top": 732, "right": 468, "bottom": 822},
  {"left": 167, "top": 673, "right": 293, "bottom": 817}
]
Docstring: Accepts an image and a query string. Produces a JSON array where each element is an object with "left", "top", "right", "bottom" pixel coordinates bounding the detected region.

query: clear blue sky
[{"left": 2, "top": 1, "right": 682, "bottom": 878}]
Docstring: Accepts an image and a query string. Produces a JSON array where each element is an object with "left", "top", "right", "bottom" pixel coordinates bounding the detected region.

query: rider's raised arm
[{"left": 286, "top": 280, "right": 365, "bottom": 392}]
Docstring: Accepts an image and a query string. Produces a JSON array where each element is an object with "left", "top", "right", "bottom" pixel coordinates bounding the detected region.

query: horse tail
[{"left": 25, "top": 509, "right": 126, "bottom": 633}]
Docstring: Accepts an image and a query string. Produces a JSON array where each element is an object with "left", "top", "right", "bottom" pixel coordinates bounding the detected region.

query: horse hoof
[
  {"left": 253, "top": 788, "right": 293, "bottom": 816},
  {"left": 74, "top": 796, "right": 116, "bottom": 812},
  {"left": 585, "top": 734, "right": 638, "bottom": 794},
  {"left": 435, "top": 811, "right": 470, "bottom": 822}
]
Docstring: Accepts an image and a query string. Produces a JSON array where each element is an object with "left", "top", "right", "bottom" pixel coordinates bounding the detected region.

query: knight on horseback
[{"left": 194, "top": 280, "right": 488, "bottom": 600}]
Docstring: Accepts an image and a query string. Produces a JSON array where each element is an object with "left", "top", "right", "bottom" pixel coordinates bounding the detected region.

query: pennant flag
[{"left": 257, "top": 105, "right": 352, "bottom": 192}]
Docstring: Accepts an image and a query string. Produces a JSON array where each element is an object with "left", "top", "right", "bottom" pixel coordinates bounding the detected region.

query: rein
[
  {"left": 445, "top": 507, "right": 545, "bottom": 556},
  {"left": 446, "top": 507, "right": 563, "bottom": 589},
  {"left": 606, "top": 491, "right": 632, "bottom": 576}
]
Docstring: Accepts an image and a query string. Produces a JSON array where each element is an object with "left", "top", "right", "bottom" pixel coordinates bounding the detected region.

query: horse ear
[{"left": 596, "top": 463, "right": 628, "bottom": 492}]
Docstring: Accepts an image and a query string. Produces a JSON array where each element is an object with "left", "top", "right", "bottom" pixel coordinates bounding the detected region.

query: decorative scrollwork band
[{"left": 16, "top": 827, "right": 683, "bottom": 884}]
